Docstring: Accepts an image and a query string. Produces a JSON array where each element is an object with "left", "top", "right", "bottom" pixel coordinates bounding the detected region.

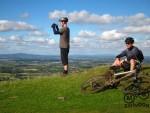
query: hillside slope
[{"left": 0, "top": 66, "right": 150, "bottom": 113}]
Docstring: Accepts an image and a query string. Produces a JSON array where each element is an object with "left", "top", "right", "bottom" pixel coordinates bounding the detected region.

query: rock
[{"left": 57, "top": 96, "right": 66, "bottom": 101}]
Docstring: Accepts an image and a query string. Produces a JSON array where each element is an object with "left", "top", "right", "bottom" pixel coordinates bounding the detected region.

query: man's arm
[
  {"left": 116, "top": 50, "right": 126, "bottom": 58},
  {"left": 111, "top": 50, "right": 126, "bottom": 66}
]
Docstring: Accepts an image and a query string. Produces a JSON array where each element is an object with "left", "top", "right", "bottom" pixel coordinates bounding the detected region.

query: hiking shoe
[
  {"left": 109, "top": 65, "right": 119, "bottom": 70},
  {"left": 109, "top": 66, "right": 120, "bottom": 73}
]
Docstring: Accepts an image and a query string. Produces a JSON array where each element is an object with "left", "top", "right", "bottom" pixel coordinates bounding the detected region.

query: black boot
[{"left": 63, "top": 70, "right": 68, "bottom": 75}]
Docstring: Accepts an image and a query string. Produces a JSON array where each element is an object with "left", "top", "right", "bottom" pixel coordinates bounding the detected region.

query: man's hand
[
  {"left": 51, "top": 23, "right": 60, "bottom": 34},
  {"left": 51, "top": 23, "right": 58, "bottom": 28}
]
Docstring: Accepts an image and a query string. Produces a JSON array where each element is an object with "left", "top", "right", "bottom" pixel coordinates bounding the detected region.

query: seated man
[{"left": 111, "top": 37, "right": 144, "bottom": 72}]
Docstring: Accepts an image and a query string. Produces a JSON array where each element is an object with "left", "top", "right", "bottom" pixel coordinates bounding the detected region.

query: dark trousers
[{"left": 60, "top": 48, "right": 69, "bottom": 65}]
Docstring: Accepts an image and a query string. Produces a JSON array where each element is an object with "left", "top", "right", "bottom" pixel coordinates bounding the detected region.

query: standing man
[{"left": 51, "top": 17, "right": 70, "bottom": 75}]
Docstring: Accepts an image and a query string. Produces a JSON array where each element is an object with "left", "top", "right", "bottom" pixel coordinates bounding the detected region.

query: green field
[
  {"left": 0, "top": 66, "right": 150, "bottom": 113},
  {"left": 0, "top": 59, "right": 105, "bottom": 81}
]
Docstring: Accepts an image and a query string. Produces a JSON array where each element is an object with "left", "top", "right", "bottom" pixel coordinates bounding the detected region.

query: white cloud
[
  {"left": 0, "top": 34, "right": 56, "bottom": 46},
  {"left": 110, "top": 13, "right": 150, "bottom": 26},
  {"left": 78, "top": 30, "right": 96, "bottom": 38},
  {"left": 33, "top": 38, "right": 46, "bottom": 43},
  {"left": 71, "top": 30, "right": 98, "bottom": 48},
  {"left": 69, "top": 10, "right": 113, "bottom": 24},
  {"left": 0, "top": 20, "right": 36, "bottom": 32},
  {"left": 49, "top": 10, "right": 150, "bottom": 27},
  {"left": 0, "top": 37, "right": 6, "bottom": 42},
  {"left": 49, "top": 10, "right": 113, "bottom": 24},
  {"left": 125, "top": 13, "right": 150, "bottom": 26},
  {"left": 9, "top": 35, "right": 23, "bottom": 41},
  {"left": 29, "top": 30, "right": 47, "bottom": 36},
  {"left": 143, "top": 40, "right": 150, "bottom": 48},
  {"left": 24, "top": 37, "right": 56, "bottom": 45},
  {"left": 49, "top": 10, "right": 67, "bottom": 19},
  {"left": 71, "top": 36, "right": 89, "bottom": 48},
  {"left": 0, "top": 36, "right": 22, "bottom": 43},
  {"left": 123, "top": 25, "right": 150, "bottom": 34},
  {"left": 128, "top": 13, "right": 145, "bottom": 21},
  {"left": 72, "top": 37, "right": 82, "bottom": 43},
  {"left": 47, "top": 39, "right": 56, "bottom": 45},
  {"left": 99, "top": 25, "right": 150, "bottom": 42},
  {"left": 100, "top": 30, "right": 125, "bottom": 41}
]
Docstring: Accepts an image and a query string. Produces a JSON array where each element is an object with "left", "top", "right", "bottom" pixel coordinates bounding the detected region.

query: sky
[{"left": 0, "top": 0, "right": 150, "bottom": 55}]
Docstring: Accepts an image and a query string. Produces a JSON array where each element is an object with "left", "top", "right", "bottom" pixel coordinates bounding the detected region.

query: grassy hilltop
[{"left": 0, "top": 65, "right": 150, "bottom": 113}]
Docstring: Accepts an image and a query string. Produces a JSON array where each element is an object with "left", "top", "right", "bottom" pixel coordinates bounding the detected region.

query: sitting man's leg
[
  {"left": 130, "top": 59, "right": 136, "bottom": 71},
  {"left": 128, "top": 59, "right": 139, "bottom": 82}
]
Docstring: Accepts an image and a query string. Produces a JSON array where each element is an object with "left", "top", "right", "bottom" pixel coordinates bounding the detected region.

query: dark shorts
[
  {"left": 60, "top": 48, "right": 69, "bottom": 65},
  {"left": 121, "top": 61, "right": 130, "bottom": 71},
  {"left": 121, "top": 60, "right": 140, "bottom": 71}
]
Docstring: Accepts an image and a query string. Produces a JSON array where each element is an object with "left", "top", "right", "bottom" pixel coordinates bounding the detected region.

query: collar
[{"left": 128, "top": 46, "right": 134, "bottom": 51}]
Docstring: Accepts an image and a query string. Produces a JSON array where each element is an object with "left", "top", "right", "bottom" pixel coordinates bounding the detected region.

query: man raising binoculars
[{"left": 51, "top": 17, "right": 70, "bottom": 75}]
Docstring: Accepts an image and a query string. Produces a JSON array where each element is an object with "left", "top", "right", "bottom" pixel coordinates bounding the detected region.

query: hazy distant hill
[
  {"left": 0, "top": 53, "right": 150, "bottom": 64},
  {"left": 0, "top": 53, "right": 59, "bottom": 61},
  {"left": 0, "top": 53, "right": 114, "bottom": 61}
]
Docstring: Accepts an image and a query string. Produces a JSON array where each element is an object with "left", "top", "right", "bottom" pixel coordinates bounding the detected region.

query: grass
[{"left": 0, "top": 66, "right": 150, "bottom": 113}]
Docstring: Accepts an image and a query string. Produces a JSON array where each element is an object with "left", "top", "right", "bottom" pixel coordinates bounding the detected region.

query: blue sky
[{"left": 0, "top": 0, "right": 150, "bottom": 55}]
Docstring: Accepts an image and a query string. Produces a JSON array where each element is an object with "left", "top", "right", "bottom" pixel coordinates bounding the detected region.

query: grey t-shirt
[
  {"left": 116, "top": 46, "right": 144, "bottom": 62},
  {"left": 59, "top": 27, "right": 70, "bottom": 48}
]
